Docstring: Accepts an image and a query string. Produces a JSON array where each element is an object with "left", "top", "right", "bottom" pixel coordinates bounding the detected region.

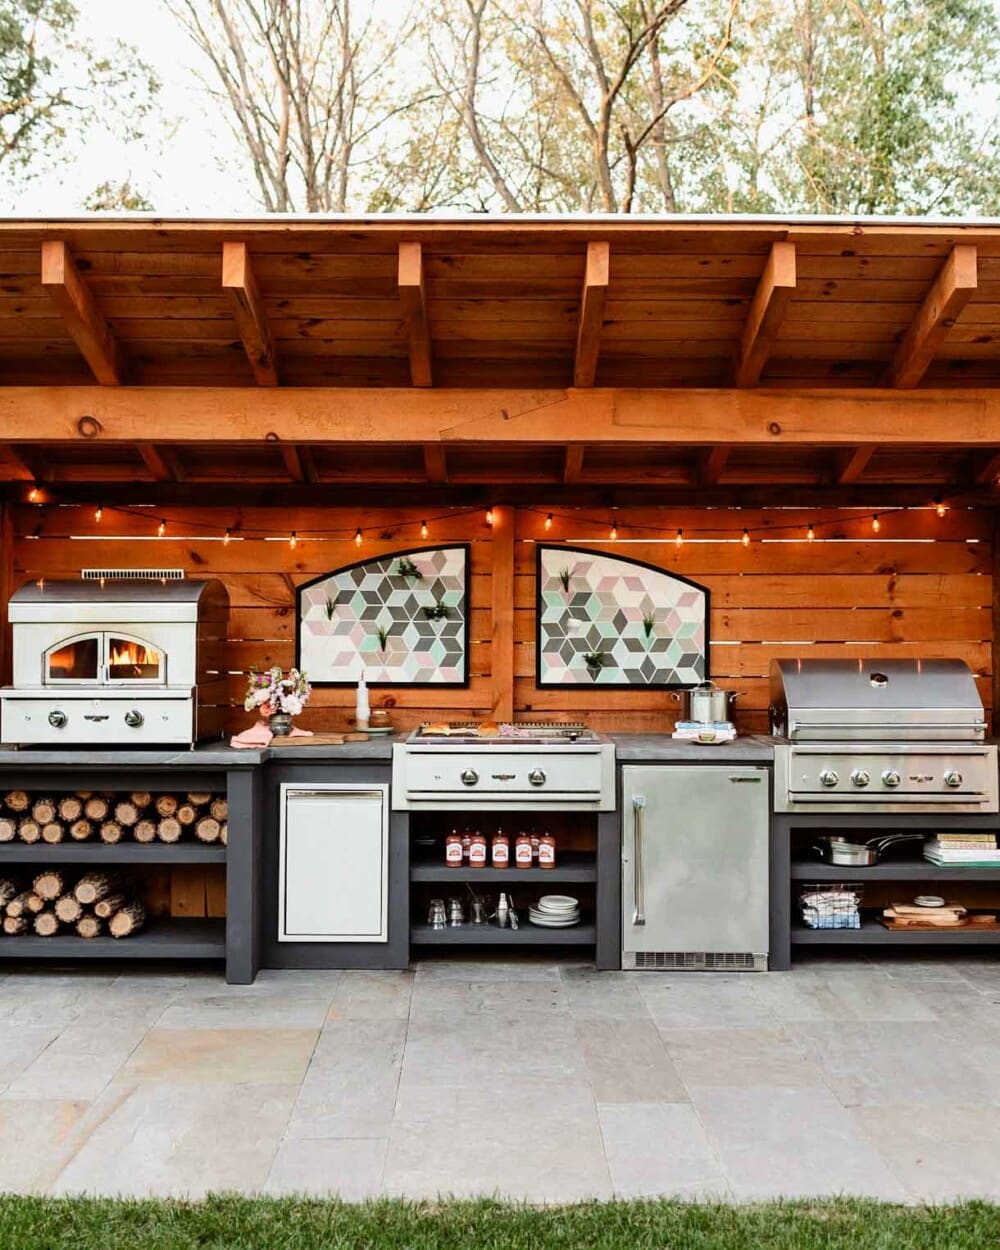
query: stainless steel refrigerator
[{"left": 621, "top": 765, "right": 770, "bottom": 970}]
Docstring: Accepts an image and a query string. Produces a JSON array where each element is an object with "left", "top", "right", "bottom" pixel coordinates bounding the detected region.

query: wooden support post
[
  {"left": 698, "top": 445, "right": 730, "bottom": 484},
  {"left": 884, "top": 244, "right": 978, "bottom": 389},
  {"left": 40, "top": 241, "right": 123, "bottom": 385},
  {"left": 563, "top": 446, "right": 585, "bottom": 484},
  {"left": 835, "top": 444, "right": 876, "bottom": 484},
  {"left": 398, "top": 242, "right": 432, "bottom": 387},
  {"left": 137, "top": 443, "right": 184, "bottom": 481},
  {"left": 423, "top": 444, "right": 448, "bottom": 483},
  {"left": 0, "top": 496, "right": 11, "bottom": 686},
  {"left": 735, "top": 241, "right": 796, "bottom": 387},
  {"left": 222, "top": 242, "right": 279, "bottom": 386},
  {"left": 994, "top": 511, "right": 1000, "bottom": 735},
  {"left": 490, "top": 505, "right": 515, "bottom": 722},
  {"left": 573, "top": 242, "right": 610, "bottom": 387}
]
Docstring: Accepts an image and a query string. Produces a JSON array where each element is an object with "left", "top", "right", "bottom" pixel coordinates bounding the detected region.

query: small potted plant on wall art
[{"left": 583, "top": 650, "right": 605, "bottom": 678}]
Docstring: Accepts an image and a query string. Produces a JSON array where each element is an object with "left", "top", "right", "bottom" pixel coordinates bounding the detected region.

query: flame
[{"left": 109, "top": 641, "right": 160, "bottom": 671}]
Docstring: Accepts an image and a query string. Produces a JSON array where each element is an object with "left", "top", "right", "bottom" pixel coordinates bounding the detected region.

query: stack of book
[
  {"left": 672, "top": 721, "right": 737, "bottom": 742},
  {"left": 924, "top": 832, "right": 1000, "bottom": 866}
]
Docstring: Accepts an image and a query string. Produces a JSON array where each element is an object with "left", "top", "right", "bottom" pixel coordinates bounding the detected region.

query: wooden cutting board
[
  {"left": 882, "top": 914, "right": 999, "bottom": 931},
  {"left": 269, "top": 732, "right": 370, "bottom": 747}
]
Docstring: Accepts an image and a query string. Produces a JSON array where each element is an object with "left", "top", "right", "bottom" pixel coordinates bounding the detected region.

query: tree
[
  {"left": 0, "top": 0, "right": 159, "bottom": 179},
  {"left": 83, "top": 179, "right": 154, "bottom": 211}
]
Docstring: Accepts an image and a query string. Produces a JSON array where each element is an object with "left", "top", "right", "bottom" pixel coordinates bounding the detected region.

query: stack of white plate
[{"left": 529, "top": 894, "right": 581, "bottom": 927}]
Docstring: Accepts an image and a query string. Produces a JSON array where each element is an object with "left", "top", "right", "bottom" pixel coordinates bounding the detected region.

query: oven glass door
[
  {"left": 106, "top": 634, "right": 164, "bottom": 683},
  {"left": 45, "top": 633, "right": 101, "bottom": 683}
]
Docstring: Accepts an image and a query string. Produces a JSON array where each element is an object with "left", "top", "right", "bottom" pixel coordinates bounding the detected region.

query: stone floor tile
[
  {"left": 326, "top": 971, "right": 414, "bottom": 1021},
  {"left": 264, "top": 1137, "right": 387, "bottom": 1198},
  {"left": 638, "top": 977, "right": 777, "bottom": 1030},
  {"left": 408, "top": 978, "right": 566, "bottom": 1021},
  {"left": 876, "top": 957, "right": 972, "bottom": 983},
  {"left": 0, "top": 978, "right": 117, "bottom": 1029},
  {"left": 116, "top": 1028, "right": 318, "bottom": 1085},
  {"left": 155, "top": 991, "right": 334, "bottom": 1031},
  {"left": 749, "top": 974, "right": 850, "bottom": 1023},
  {"left": 0, "top": 1100, "right": 89, "bottom": 1192},
  {"left": 0, "top": 1027, "right": 59, "bottom": 1085},
  {"left": 598, "top": 1102, "right": 730, "bottom": 1200},
  {"left": 559, "top": 969, "right": 651, "bottom": 1019},
  {"left": 286, "top": 1021, "right": 405, "bottom": 1139},
  {"left": 852, "top": 1105, "right": 1000, "bottom": 1202},
  {"left": 662, "top": 1028, "right": 822, "bottom": 1089},
  {"left": 4, "top": 1025, "right": 142, "bottom": 1101},
  {"left": 413, "top": 959, "right": 562, "bottom": 983},
  {"left": 50, "top": 1082, "right": 296, "bottom": 1198},
  {"left": 820, "top": 976, "right": 938, "bottom": 1023},
  {"left": 576, "top": 1018, "right": 687, "bottom": 1103},
  {"left": 690, "top": 1084, "right": 907, "bottom": 1201}
]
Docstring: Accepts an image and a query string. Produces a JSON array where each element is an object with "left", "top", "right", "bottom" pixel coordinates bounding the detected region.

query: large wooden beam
[
  {"left": 398, "top": 242, "right": 432, "bottom": 387},
  {"left": 137, "top": 443, "right": 184, "bottom": 481},
  {"left": 834, "top": 444, "right": 876, "bottom": 484},
  {"left": 698, "top": 445, "right": 729, "bottom": 484},
  {"left": 423, "top": 443, "right": 448, "bottom": 483},
  {"left": 735, "top": 241, "right": 796, "bottom": 387},
  {"left": 40, "top": 241, "right": 123, "bottom": 385},
  {"left": 7, "top": 386, "right": 1000, "bottom": 447},
  {"left": 884, "top": 244, "right": 978, "bottom": 389},
  {"left": 573, "top": 242, "right": 610, "bottom": 387},
  {"left": 222, "top": 241, "right": 278, "bottom": 386}
]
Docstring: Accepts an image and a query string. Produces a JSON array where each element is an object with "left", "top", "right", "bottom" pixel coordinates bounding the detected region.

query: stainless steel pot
[
  {"left": 672, "top": 682, "right": 736, "bottom": 723},
  {"left": 813, "top": 833, "right": 924, "bottom": 866}
]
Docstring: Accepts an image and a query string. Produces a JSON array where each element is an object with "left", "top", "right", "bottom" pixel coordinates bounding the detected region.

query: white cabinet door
[{"left": 279, "top": 784, "right": 389, "bottom": 942}]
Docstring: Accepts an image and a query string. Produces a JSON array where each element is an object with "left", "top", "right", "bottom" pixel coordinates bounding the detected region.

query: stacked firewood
[
  {"left": 0, "top": 872, "right": 145, "bottom": 939},
  {"left": 0, "top": 791, "right": 227, "bottom": 845}
]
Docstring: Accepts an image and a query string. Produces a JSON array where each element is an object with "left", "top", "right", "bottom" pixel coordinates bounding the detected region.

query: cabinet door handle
[
  {"left": 286, "top": 789, "right": 382, "bottom": 800},
  {"left": 632, "top": 794, "right": 646, "bottom": 926}
]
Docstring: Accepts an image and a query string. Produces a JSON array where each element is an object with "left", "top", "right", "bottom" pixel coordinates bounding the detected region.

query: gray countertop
[{"left": 610, "top": 734, "right": 778, "bottom": 761}]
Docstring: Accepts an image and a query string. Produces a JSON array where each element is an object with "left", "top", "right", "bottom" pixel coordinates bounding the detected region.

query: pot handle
[{"left": 812, "top": 843, "right": 829, "bottom": 861}]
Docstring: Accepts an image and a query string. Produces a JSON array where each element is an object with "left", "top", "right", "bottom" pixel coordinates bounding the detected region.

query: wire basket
[{"left": 799, "top": 881, "right": 864, "bottom": 930}]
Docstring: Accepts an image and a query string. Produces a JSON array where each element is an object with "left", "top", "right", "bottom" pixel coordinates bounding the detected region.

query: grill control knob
[
  {"left": 124, "top": 709, "right": 144, "bottom": 729},
  {"left": 881, "top": 769, "right": 902, "bottom": 788},
  {"left": 944, "top": 769, "right": 963, "bottom": 789},
  {"left": 819, "top": 769, "right": 839, "bottom": 788},
  {"left": 528, "top": 768, "right": 547, "bottom": 787},
  {"left": 47, "top": 710, "right": 67, "bottom": 729},
  {"left": 460, "top": 768, "right": 479, "bottom": 787},
  {"left": 851, "top": 769, "right": 871, "bottom": 788}
]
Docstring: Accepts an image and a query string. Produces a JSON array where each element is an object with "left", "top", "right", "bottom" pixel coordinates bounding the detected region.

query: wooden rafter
[
  {"left": 884, "top": 244, "right": 978, "bottom": 389},
  {"left": 834, "top": 444, "right": 876, "bottom": 484},
  {"left": 972, "top": 449, "right": 1000, "bottom": 486},
  {"left": 563, "top": 446, "right": 585, "bottom": 483},
  {"left": 0, "top": 445, "right": 38, "bottom": 481},
  {"left": 136, "top": 443, "right": 184, "bottom": 482},
  {"left": 279, "top": 444, "right": 316, "bottom": 482},
  {"left": 735, "top": 241, "right": 796, "bottom": 387},
  {"left": 222, "top": 242, "right": 279, "bottom": 387},
  {"left": 40, "top": 241, "right": 123, "bottom": 385},
  {"left": 698, "top": 445, "right": 729, "bottom": 484},
  {"left": 423, "top": 444, "right": 448, "bottom": 483},
  {"left": 573, "top": 242, "right": 610, "bottom": 387},
  {"left": 398, "top": 242, "right": 432, "bottom": 387}
]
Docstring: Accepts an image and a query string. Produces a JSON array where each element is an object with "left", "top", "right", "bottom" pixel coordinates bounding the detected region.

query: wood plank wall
[{"left": 13, "top": 502, "right": 994, "bottom": 735}]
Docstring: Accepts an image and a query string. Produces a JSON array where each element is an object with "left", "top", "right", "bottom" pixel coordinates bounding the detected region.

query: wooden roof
[{"left": 2, "top": 214, "right": 1000, "bottom": 390}]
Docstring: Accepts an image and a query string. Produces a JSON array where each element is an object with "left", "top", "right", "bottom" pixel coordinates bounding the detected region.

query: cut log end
[{"left": 109, "top": 901, "right": 145, "bottom": 938}]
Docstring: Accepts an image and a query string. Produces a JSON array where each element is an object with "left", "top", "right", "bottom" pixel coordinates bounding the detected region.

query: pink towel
[{"left": 230, "top": 720, "right": 314, "bottom": 749}]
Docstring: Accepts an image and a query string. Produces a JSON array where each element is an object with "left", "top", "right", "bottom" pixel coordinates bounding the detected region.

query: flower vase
[{"left": 269, "top": 712, "right": 293, "bottom": 736}]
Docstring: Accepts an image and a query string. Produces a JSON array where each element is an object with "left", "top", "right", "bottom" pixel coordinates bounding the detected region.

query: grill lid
[{"left": 770, "top": 658, "right": 987, "bottom": 742}]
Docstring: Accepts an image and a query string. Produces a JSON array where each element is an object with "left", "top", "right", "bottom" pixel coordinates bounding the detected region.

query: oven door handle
[{"left": 631, "top": 794, "right": 646, "bottom": 927}]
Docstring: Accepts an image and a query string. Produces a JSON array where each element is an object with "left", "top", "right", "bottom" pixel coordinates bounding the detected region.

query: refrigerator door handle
[{"left": 632, "top": 794, "right": 646, "bottom": 926}]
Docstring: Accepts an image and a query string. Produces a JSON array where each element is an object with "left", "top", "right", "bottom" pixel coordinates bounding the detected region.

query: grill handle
[
  {"left": 631, "top": 794, "right": 646, "bottom": 927},
  {"left": 791, "top": 719, "right": 987, "bottom": 732}
]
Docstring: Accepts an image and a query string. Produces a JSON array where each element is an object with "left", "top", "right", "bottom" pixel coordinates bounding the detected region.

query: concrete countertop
[{"left": 610, "top": 733, "right": 778, "bottom": 762}]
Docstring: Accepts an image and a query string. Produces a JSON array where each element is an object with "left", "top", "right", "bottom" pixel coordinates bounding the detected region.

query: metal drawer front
[{"left": 0, "top": 695, "right": 195, "bottom": 745}]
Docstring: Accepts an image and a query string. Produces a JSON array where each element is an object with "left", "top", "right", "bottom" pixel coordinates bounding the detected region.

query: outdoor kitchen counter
[
  {"left": 0, "top": 736, "right": 400, "bottom": 767},
  {"left": 610, "top": 733, "right": 778, "bottom": 762}
]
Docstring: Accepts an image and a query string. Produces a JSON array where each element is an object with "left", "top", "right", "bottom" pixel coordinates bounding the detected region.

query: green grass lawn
[{"left": 0, "top": 1196, "right": 997, "bottom": 1250}]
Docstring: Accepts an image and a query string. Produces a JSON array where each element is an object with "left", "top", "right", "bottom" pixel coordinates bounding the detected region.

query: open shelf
[
  {"left": 0, "top": 843, "right": 227, "bottom": 865},
  {"left": 411, "top": 922, "right": 596, "bottom": 946},
  {"left": 410, "top": 850, "right": 596, "bottom": 884},
  {"left": 792, "top": 920, "right": 1000, "bottom": 945},
  {"left": 791, "top": 858, "right": 1000, "bottom": 881},
  {"left": 0, "top": 918, "right": 225, "bottom": 959}
]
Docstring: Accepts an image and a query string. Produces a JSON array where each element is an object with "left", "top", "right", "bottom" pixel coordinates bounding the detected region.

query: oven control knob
[
  {"left": 528, "top": 768, "right": 547, "bottom": 787},
  {"left": 47, "top": 710, "right": 67, "bottom": 729},
  {"left": 850, "top": 769, "right": 870, "bottom": 788},
  {"left": 944, "top": 769, "right": 963, "bottom": 789},
  {"left": 819, "top": 769, "right": 839, "bottom": 788},
  {"left": 124, "top": 709, "right": 144, "bottom": 729},
  {"left": 881, "top": 769, "right": 901, "bottom": 788},
  {"left": 460, "top": 768, "right": 479, "bottom": 787}
]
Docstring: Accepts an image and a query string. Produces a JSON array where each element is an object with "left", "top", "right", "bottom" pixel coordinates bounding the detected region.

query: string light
[
  {"left": 157, "top": 518, "right": 167, "bottom": 537},
  {"left": 223, "top": 528, "right": 231, "bottom": 546},
  {"left": 675, "top": 528, "right": 684, "bottom": 547},
  {"left": 289, "top": 531, "right": 298, "bottom": 549},
  {"left": 420, "top": 520, "right": 428, "bottom": 539},
  {"left": 742, "top": 528, "right": 750, "bottom": 548},
  {"left": 544, "top": 513, "right": 553, "bottom": 531},
  {"left": 807, "top": 523, "right": 815, "bottom": 542},
  {"left": 871, "top": 514, "right": 881, "bottom": 534},
  {"left": 27, "top": 486, "right": 39, "bottom": 503},
  {"left": 355, "top": 528, "right": 363, "bottom": 547},
  {"left": 935, "top": 497, "right": 948, "bottom": 518},
  {"left": 94, "top": 504, "right": 103, "bottom": 523},
  {"left": 610, "top": 522, "right": 618, "bottom": 541},
  {"left": 485, "top": 507, "right": 494, "bottom": 527}
]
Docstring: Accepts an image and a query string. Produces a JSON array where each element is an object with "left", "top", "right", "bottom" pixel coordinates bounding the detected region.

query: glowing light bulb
[
  {"left": 544, "top": 513, "right": 553, "bottom": 531},
  {"left": 355, "top": 528, "right": 363, "bottom": 547},
  {"left": 871, "top": 514, "right": 881, "bottom": 534},
  {"left": 223, "top": 528, "right": 231, "bottom": 546},
  {"left": 935, "top": 498, "right": 947, "bottom": 518},
  {"left": 610, "top": 524, "right": 618, "bottom": 541},
  {"left": 807, "top": 523, "right": 815, "bottom": 542},
  {"left": 157, "top": 518, "right": 166, "bottom": 537},
  {"left": 420, "top": 520, "right": 428, "bottom": 539},
  {"left": 485, "top": 508, "right": 494, "bottom": 527},
  {"left": 289, "top": 531, "right": 297, "bottom": 549},
  {"left": 675, "top": 529, "right": 683, "bottom": 547},
  {"left": 28, "top": 486, "right": 39, "bottom": 503},
  {"left": 94, "top": 504, "right": 103, "bottom": 523},
  {"left": 36, "top": 578, "right": 44, "bottom": 591},
  {"left": 742, "top": 528, "right": 750, "bottom": 548}
]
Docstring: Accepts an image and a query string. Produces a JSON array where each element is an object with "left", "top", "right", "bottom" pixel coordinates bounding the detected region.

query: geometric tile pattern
[
  {"left": 537, "top": 546, "right": 707, "bottom": 686},
  {"left": 298, "top": 546, "right": 468, "bottom": 685}
]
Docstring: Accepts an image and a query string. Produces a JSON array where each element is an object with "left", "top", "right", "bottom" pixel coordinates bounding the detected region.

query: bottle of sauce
[
  {"left": 492, "top": 828, "right": 510, "bottom": 867},
  {"left": 515, "top": 833, "right": 533, "bottom": 868},
  {"left": 469, "top": 832, "right": 487, "bottom": 867},
  {"left": 461, "top": 830, "right": 472, "bottom": 863},
  {"left": 530, "top": 832, "right": 541, "bottom": 862},
  {"left": 445, "top": 832, "right": 463, "bottom": 867},
  {"left": 539, "top": 831, "right": 556, "bottom": 869}
]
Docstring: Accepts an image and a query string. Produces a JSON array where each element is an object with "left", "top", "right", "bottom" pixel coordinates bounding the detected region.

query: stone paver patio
[{"left": 1, "top": 954, "right": 998, "bottom": 1202}]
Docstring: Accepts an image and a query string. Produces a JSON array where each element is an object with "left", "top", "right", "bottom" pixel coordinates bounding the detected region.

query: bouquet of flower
[{"left": 244, "top": 666, "right": 312, "bottom": 719}]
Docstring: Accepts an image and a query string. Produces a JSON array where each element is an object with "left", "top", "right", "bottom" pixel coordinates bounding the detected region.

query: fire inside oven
[{"left": 45, "top": 634, "right": 164, "bottom": 684}]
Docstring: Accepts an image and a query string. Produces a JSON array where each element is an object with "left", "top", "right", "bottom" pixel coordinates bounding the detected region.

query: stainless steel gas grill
[
  {"left": 0, "top": 574, "right": 229, "bottom": 746},
  {"left": 771, "top": 659, "right": 998, "bottom": 813}
]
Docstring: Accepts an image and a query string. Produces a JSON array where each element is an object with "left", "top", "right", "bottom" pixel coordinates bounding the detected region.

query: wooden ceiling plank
[
  {"left": 398, "top": 242, "right": 432, "bottom": 387},
  {"left": 835, "top": 444, "right": 876, "bottom": 484},
  {"left": 699, "top": 445, "right": 730, "bottom": 484},
  {"left": 423, "top": 443, "right": 448, "bottom": 483},
  {"left": 563, "top": 445, "right": 585, "bottom": 483},
  {"left": 40, "top": 240, "right": 123, "bottom": 385},
  {"left": 136, "top": 442, "right": 184, "bottom": 482},
  {"left": 972, "top": 449, "right": 1000, "bottom": 485},
  {"left": 573, "top": 241, "right": 610, "bottom": 387},
  {"left": 884, "top": 244, "right": 978, "bottom": 389},
  {"left": 734, "top": 241, "right": 796, "bottom": 387},
  {"left": 222, "top": 241, "right": 279, "bottom": 386}
]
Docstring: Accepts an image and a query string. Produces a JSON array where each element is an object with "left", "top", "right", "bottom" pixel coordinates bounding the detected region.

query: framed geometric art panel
[
  {"left": 535, "top": 544, "right": 708, "bottom": 687},
  {"left": 297, "top": 545, "right": 470, "bottom": 686}
]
